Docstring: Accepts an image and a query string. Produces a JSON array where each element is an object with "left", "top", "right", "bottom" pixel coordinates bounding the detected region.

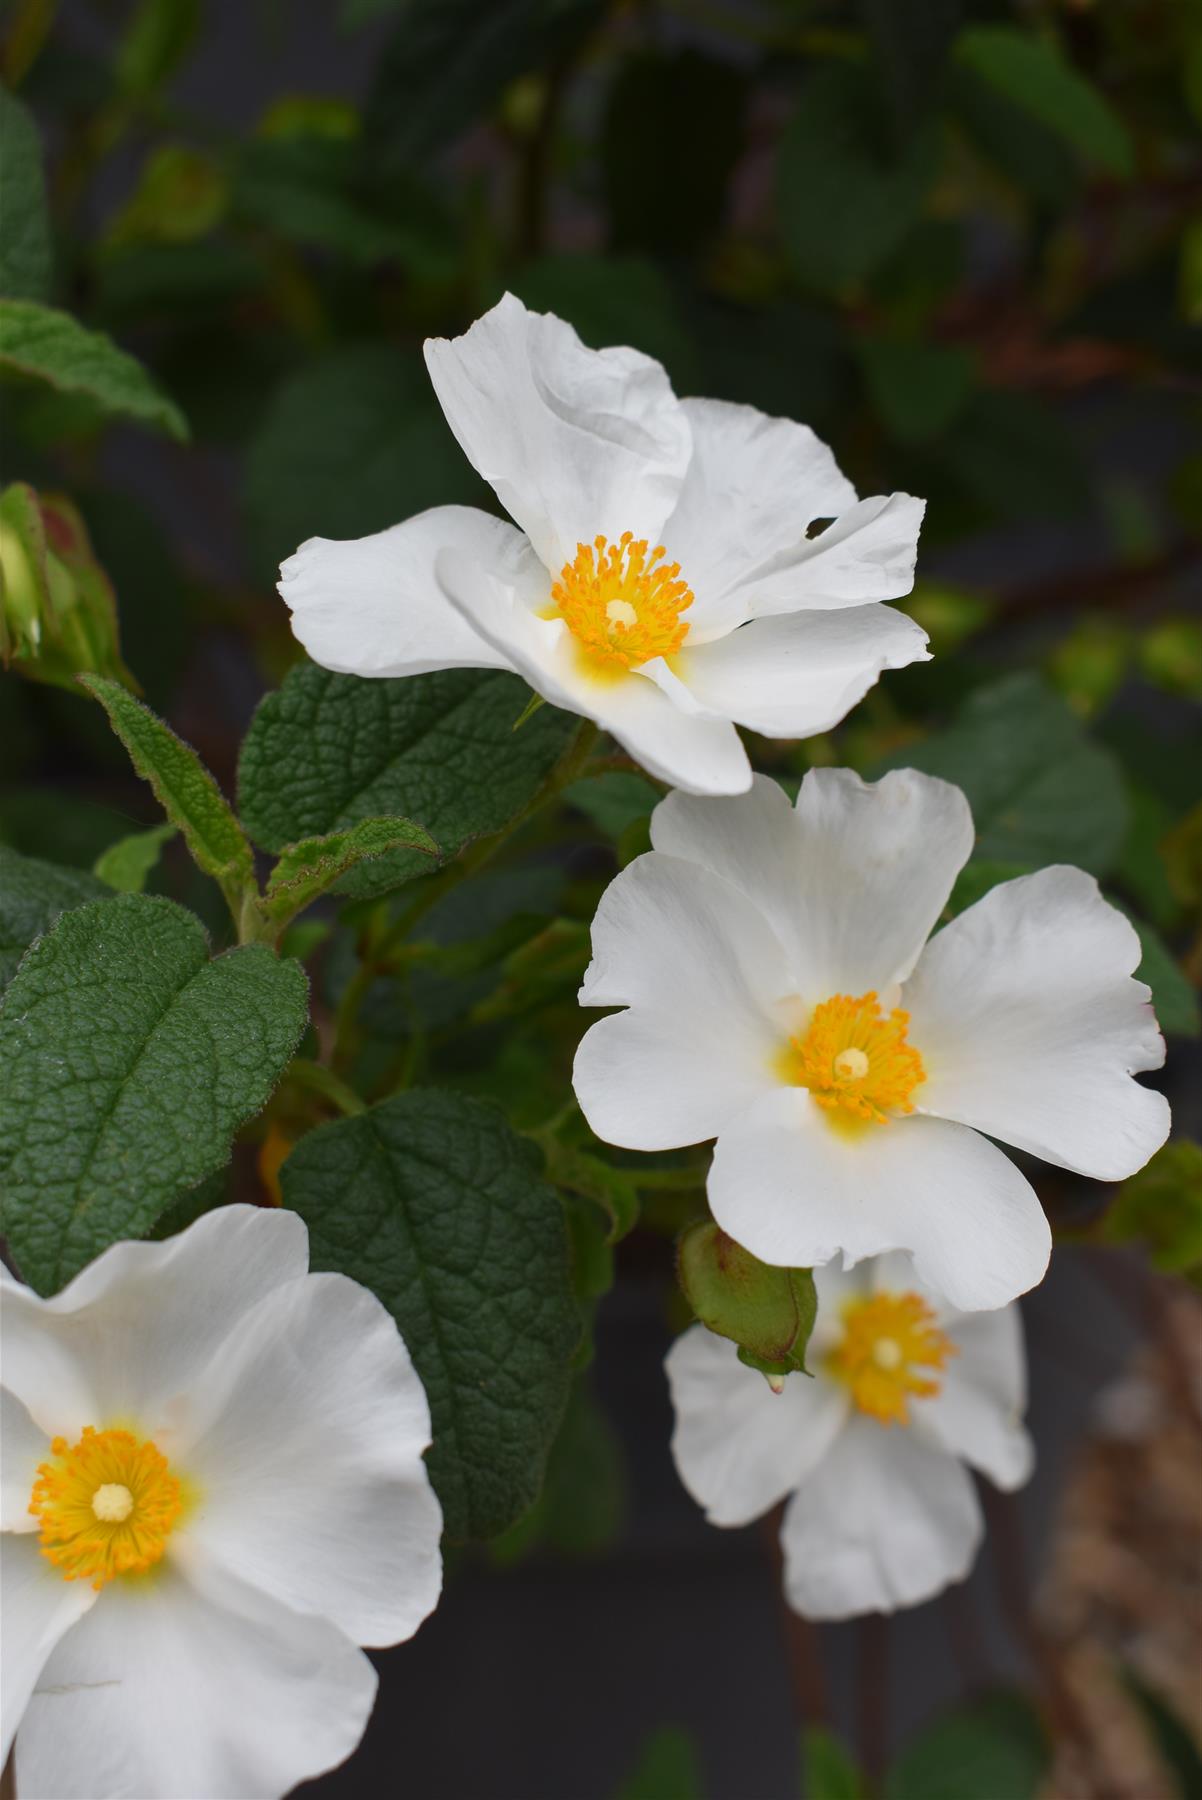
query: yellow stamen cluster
[
  {"left": 29, "top": 1425, "right": 182, "bottom": 1589},
  {"left": 827, "top": 1291, "right": 956, "bottom": 1426},
  {"left": 549, "top": 531, "right": 693, "bottom": 675},
  {"left": 788, "top": 991, "right": 925, "bottom": 1124}
]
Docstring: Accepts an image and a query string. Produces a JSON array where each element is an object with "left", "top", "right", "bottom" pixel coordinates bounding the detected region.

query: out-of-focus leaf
[
  {"left": 540, "top": 1141, "right": 640, "bottom": 1244},
  {"left": 115, "top": 0, "right": 200, "bottom": 96},
  {"left": 95, "top": 242, "right": 266, "bottom": 322},
  {"left": 564, "top": 770, "right": 660, "bottom": 840},
  {"left": 947, "top": 62, "right": 1079, "bottom": 210},
  {"left": 603, "top": 49, "right": 746, "bottom": 257},
  {"left": 885, "top": 1691, "right": 1048, "bottom": 1800},
  {"left": 1121, "top": 1668, "right": 1202, "bottom": 1797},
  {"left": 0, "top": 845, "right": 109, "bottom": 993},
  {"left": 860, "top": 0, "right": 960, "bottom": 127},
  {"left": 1102, "top": 1142, "right": 1202, "bottom": 1276},
  {"left": 941, "top": 390, "right": 1090, "bottom": 520},
  {"left": 1139, "top": 618, "right": 1202, "bottom": 701},
  {"left": 905, "top": 584, "right": 994, "bottom": 654},
  {"left": 0, "top": 87, "right": 52, "bottom": 301},
  {"left": 690, "top": 296, "right": 848, "bottom": 432},
  {"left": 94, "top": 823, "right": 176, "bottom": 894},
  {"left": 616, "top": 1729, "right": 703, "bottom": 1800},
  {"left": 0, "top": 301, "right": 188, "bottom": 440},
  {"left": 509, "top": 255, "right": 690, "bottom": 381},
  {"left": 858, "top": 338, "right": 976, "bottom": 445},
  {"left": 955, "top": 26, "right": 1134, "bottom": 179},
  {"left": 106, "top": 145, "right": 227, "bottom": 247},
  {"left": 778, "top": 62, "right": 938, "bottom": 295},
  {"left": 1129, "top": 918, "right": 1201, "bottom": 1040},
  {"left": 1047, "top": 618, "right": 1132, "bottom": 718},
  {"left": 803, "top": 1726, "right": 865, "bottom": 1800}
]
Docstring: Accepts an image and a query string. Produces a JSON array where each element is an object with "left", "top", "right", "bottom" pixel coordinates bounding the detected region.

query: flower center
[
  {"left": 785, "top": 990, "right": 925, "bottom": 1124},
  {"left": 826, "top": 1291, "right": 956, "bottom": 1426},
  {"left": 29, "top": 1425, "right": 182, "bottom": 1589},
  {"left": 548, "top": 532, "right": 693, "bottom": 674}
]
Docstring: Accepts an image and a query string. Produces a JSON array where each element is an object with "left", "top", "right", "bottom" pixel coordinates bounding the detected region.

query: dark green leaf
[
  {"left": 1102, "top": 1141, "right": 1202, "bottom": 1276},
  {"left": 616, "top": 1729, "right": 703, "bottom": 1800},
  {"left": 1130, "top": 919, "right": 1201, "bottom": 1039},
  {"left": 1121, "top": 1669, "right": 1202, "bottom": 1800},
  {"left": 803, "top": 1726, "right": 865, "bottom": 1800},
  {"left": 0, "top": 301, "right": 188, "bottom": 440},
  {"left": 778, "top": 63, "right": 939, "bottom": 295},
  {"left": 0, "top": 846, "right": 109, "bottom": 992},
  {"left": 281, "top": 1089, "right": 580, "bottom": 1538},
  {"left": 678, "top": 1221, "right": 817, "bottom": 1378},
  {"left": 0, "top": 88, "right": 52, "bottom": 302},
  {"left": 263, "top": 817, "right": 439, "bottom": 924},
  {"left": 93, "top": 823, "right": 177, "bottom": 894},
  {"left": 0, "top": 896, "right": 308, "bottom": 1293},
  {"left": 81, "top": 676, "right": 257, "bottom": 913},
  {"left": 509, "top": 255, "right": 690, "bottom": 379},
  {"left": 955, "top": 26, "right": 1134, "bottom": 179},
  {"left": 491, "top": 1376, "right": 625, "bottom": 1561},
  {"left": 238, "top": 663, "right": 577, "bottom": 898},
  {"left": 940, "top": 391, "right": 1090, "bottom": 520},
  {"left": 860, "top": 0, "right": 960, "bottom": 128},
  {"left": 877, "top": 674, "right": 1129, "bottom": 877},
  {"left": 885, "top": 1692, "right": 1048, "bottom": 1800},
  {"left": 564, "top": 770, "right": 661, "bottom": 839},
  {"left": 858, "top": 339, "right": 976, "bottom": 445},
  {"left": 541, "top": 1142, "right": 640, "bottom": 1243},
  {"left": 947, "top": 64, "right": 1079, "bottom": 210},
  {"left": 603, "top": 50, "right": 746, "bottom": 256}
]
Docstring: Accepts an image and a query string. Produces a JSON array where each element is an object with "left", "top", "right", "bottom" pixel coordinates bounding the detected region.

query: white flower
[
  {"left": 574, "top": 768, "right": 1170, "bottom": 1310},
  {"left": 279, "top": 293, "right": 930, "bottom": 796},
  {"left": 666, "top": 1253, "right": 1033, "bottom": 1619},
  {"left": 1, "top": 1205, "right": 442, "bottom": 1800}
]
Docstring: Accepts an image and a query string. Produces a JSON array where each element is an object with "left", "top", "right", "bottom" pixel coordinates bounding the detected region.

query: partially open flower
[
  {"left": 574, "top": 768, "right": 1170, "bottom": 1310},
  {"left": 280, "top": 293, "right": 930, "bottom": 796},
  {"left": 1, "top": 1205, "right": 442, "bottom": 1800},
  {"left": 667, "top": 1255, "right": 1033, "bottom": 1619}
]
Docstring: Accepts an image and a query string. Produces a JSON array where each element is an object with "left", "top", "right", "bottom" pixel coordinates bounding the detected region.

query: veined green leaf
[{"left": 0, "top": 300, "right": 188, "bottom": 439}]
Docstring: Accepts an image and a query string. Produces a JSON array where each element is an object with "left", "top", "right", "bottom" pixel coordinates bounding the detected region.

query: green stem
[{"left": 286, "top": 1057, "right": 366, "bottom": 1118}]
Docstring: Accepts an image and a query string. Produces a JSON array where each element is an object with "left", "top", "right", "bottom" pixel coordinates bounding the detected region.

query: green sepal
[{"left": 677, "top": 1220, "right": 817, "bottom": 1378}]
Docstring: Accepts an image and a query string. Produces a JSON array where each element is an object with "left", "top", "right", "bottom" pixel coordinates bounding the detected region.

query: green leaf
[
  {"left": 940, "top": 391, "right": 1089, "bottom": 521},
  {"left": 802, "top": 1726, "right": 865, "bottom": 1800},
  {"left": 0, "top": 846, "right": 109, "bottom": 993},
  {"left": 0, "top": 88, "right": 52, "bottom": 302},
  {"left": 947, "top": 65, "right": 1079, "bottom": 210},
  {"left": 858, "top": 339, "right": 976, "bottom": 445},
  {"left": 956, "top": 26, "right": 1134, "bottom": 179},
  {"left": 508, "top": 255, "right": 690, "bottom": 380},
  {"left": 0, "top": 895, "right": 308, "bottom": 1293},
  {"left": 0, "top": 301, "right": 188, "bottom": 440},
  {"left": 616, "top": 1729, "right": 703, "bottom": 1800},
  {"left": 281, "top": 1090, "right": 580, "bottom": 1539},
  {"left": 93, "top": 823, "right": 176, "bottom": 894},
  {"left": 678, "top": 1221, "right": 817, "bottom": 1379},
  {"left": 238, "top": 664, "right": 577, "bottom": 899},
  {"left": 540, "top": 1142, "right": 640, "bottom": 1244},
  {"left": 262, "top": 817, "right": 439, "bottom": 924},
  {"left": 1121, "top": 1669, "right": 1202, "bottom": 1800},
  {"left": 1102, "top": 1141, "right": 1202, "bottom": 1276},
  {"left": 877, "top": 674, "right": 1129, "bottom": 877},
  {"left": 81, "top": 675, "right": 257, "bottom": 915},
  {"left": 885, "top": 1692, "right": 1048, "bottom": 1800},
  {"left": 564, "top": 770, "right": 661, "bottom": 840},
  {"left": 490, "top": 1376, "right": 625, "bottom": 1562},
  {"left": 778, "top": 63, "right": 939, "bottom": 295},
  {"left": 1130, "top": 919, "right": 1201, "bottom": 1039}
]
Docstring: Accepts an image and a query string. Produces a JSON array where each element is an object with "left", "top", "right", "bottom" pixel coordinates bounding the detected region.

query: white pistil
[{"left": 91, "top": 1483, "right": 134, "bottom": 1523}]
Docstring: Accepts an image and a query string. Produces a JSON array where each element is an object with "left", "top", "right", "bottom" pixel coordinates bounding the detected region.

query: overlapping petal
[
  {"left": 1, "top": 1535, "right": 97, "bottom": 1769},
  {"left": 915, "top": 1305, "right": 1033, "bottom": 1491},
  {"left": 740, "top": 492, "right": 926, "bottom": 617}
]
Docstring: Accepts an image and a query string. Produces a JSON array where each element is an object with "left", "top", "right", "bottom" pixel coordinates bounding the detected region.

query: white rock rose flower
[
  {"left": 1, "top": 1205, "right": 443, "bottom": 1800},
  {"left": 574, "top": 768, "right": 1170, "bottom": 1310},
  {"left": 279, "top": 292, "right": 930, "bottom": 796},
  {"left": 667, "top": 1254, "right": 1034, "bottom": 1619}
]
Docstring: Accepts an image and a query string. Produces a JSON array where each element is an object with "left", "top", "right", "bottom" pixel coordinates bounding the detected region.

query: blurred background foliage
[{"left": 1, "top": 0, "right": 1200, "bottom": 1793}]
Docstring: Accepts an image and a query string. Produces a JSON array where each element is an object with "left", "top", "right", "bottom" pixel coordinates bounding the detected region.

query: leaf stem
[{"left": 286, "top": 1057, "right": 366, "bottom": 1118}]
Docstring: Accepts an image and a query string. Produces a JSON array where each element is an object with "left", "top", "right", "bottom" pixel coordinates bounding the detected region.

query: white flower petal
[
  {"left": 424, "top": 292, "right": 691, "bottom": 573},
  {"left": 779, "top": 1416, "right": 981, "bottom": 1619},
  {"left": 707, "top": 1088, "right": 1051, "bottom": 1311},
  {"left": 675, "top": 604, "right": 929, "bottom": 738},
  {"left": 0, "top": 1206, "right": 310, "bottom": 1441},
  {"left": 178, "top": 1271, "right": 441, "bottom": 1648},
  {"left": 666, "top": 1325, "right": 848, "bottom": 1527},
  {"left": 1, "top": 1387, "right": 48, "bottom": 1532},
  {"left": 652, "top": 767, "right": 973, "bottom": 1000},
  {"left": 279, "top": 505, "right": 521, "bottom": 678},
  {"left": 1, "top": 1534, "right": 96, "bottom": 1768},
  {"left": 659, "top": 398, "right": 857, "bottom": 636},
  {"left": 14, "top": 1562, "right": 376, "bottom": 1800},
  {"left": 914, "top": 1305, "right": 1033, "bottom": 1492},
  {"left": 904, "top": 867, "right": 1170, "bottom": 1180},
  {"left": 744, "top": 493, "right": 926, "bottom": 617}
]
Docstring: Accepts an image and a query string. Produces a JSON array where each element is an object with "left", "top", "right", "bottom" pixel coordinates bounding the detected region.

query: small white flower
[
  {"left": 574, "top": 768, "right": 1170, "bottom": 1310},
  {"left": 279, "top": 293, "right": 930, "bottom": 796},
  {"left": 667, "top": 1254, "right": 1034, "bottom": 1619},
  {"left": 1, "top": 1205, "right": 442, "bottom": 1800}
]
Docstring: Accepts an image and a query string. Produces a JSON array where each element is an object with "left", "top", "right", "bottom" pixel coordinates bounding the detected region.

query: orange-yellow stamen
[
  {"left": 785, "top": 990, "right": 925, "bottom": 1124},
  {"left": 827, "top": 1290, "right": 956, "bottom": 1425},
  {"left": 29, "top": 1425, "right": 182, "bottom": 1589},
  {"left": 548, "top": 531, "right": 693, "bottom": 674}
]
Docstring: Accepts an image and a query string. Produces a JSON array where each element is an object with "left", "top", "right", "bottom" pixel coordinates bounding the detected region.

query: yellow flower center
[
  {"left": 29, "top": 1425, "right": 182, "bottom": 1589},
  {"left": 785, "top": 990, "right": 925, "bottom": 1124},
  {"left": 548, "top": 532, "right": 693, "bottom": 675},
  {"left": 827, "top": 1291, "right": 957, "bottom": 1426}
]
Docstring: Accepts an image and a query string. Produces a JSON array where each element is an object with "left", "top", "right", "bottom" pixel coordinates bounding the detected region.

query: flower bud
[{"left": 0, "top": 482, "right": 138, "bottom": 692}]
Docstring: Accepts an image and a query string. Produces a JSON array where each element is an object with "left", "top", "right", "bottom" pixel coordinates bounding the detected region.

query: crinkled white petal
[
  {"left": 741, "top": 493, "right": 926, "bottom": 617},
  {"left": 904, "top": 867, "right": 1170, "bottom": 1180},
  {"left": 424, "top": 292, "right": 691, "bottom": 573},
  {"left": 665, "top": 1326, "right": 848, "bottom": 1527},
  {"left": 0, "top": 1206, "right": 310, "bottom": 1443},
  {"left": 674, "top": 604, "right": 929, "bottom": 738},
  {"left": 707, "top": 1088, "right": 1051, "bottom": 1312},
  {"left": 2, "top": 1387, "right": 49, "bottom": 1532},
  {"left": 14, "top": 1561, "right": 376, "bottom": 1800},
  {"left": 651, "top": 767, "right": 973, "bottom": 1001},
  {"left": 1, "top": 1534, "right": 97, "bottom": 1768},
  {"left": 574, "top": 852, "right": 788, "bottom": 1147},
  {"left": 437, "top": 543, "right": 750, "bottom": 794},
  {"left": 779, "top": 1416, "right": 981, "bottom": 1619},
  {"left": 177, "top": 1272, "right": 441, "bottom": 1648},
  {"left": 279, "top": 505, "right": 522, "bottom": 678},
  {"left": 658, "top": 398, "right": 857, "bottom": 636},
  {"left": 913, "top": 1304, "right": 1033, "bottom": 1493}
]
